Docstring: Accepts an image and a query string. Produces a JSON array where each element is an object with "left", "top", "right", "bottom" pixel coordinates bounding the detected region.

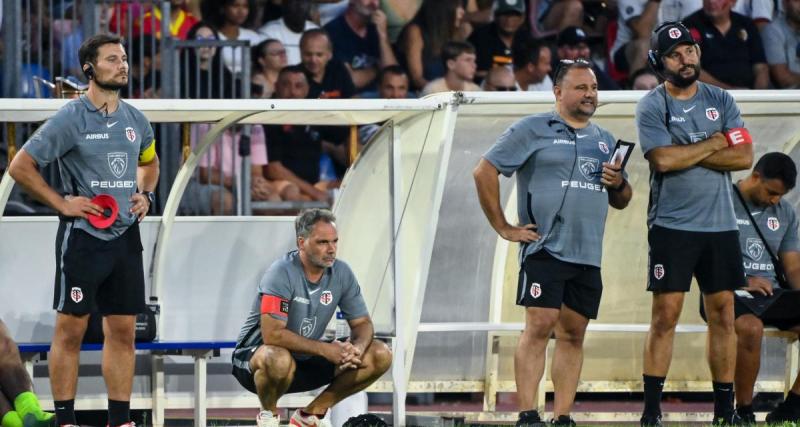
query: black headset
[
  {"left": 83, "top": 63, "right": 95, "bottom": 80},
  {"left": 647, "top": 21, "right": 692, "bottom": 73}
]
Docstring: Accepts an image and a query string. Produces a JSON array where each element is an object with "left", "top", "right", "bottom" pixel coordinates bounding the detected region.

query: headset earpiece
[
  {"left": 647, "top": 49, "right": 662, "bottom": 72},
  {"left": 83, "top": 63, "right": 95, "bottom": 80}
]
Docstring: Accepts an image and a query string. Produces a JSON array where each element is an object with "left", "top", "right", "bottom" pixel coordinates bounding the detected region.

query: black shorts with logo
[
  {"left": 54, "top": 221, "right": 146, "bottom": 315},
  {"left": 231, "top": 344, "right": 336, "bottom": 394},
  {"left": 517, "top": 250, "right": 603, "bottom": 319},
  {"left": 647, "top": 225, "right": 745, "bottom": 294}
]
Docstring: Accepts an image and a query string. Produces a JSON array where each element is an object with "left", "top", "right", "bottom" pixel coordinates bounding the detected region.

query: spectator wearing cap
[
  {"left": 683, "top": 0, "right": 769, "bottom": 89},
  {"left": 468, "top": 0, "right": 530, "bottom": 81},
  {"left": 512, "top": 38, "right": 553, "bottom": 91},
  {"left": 422, "top": 41, "right": 482, "bottom": 95},
  {"left": 760, "top": 0, "right": 800, "bottom": 88},
  {"left": 556, "top": 26, "right": 620, "bottom": 90},
  {"left": 482, "top": 65, "right": 520, "bottom": 91},
  {"left": 610, "top": 0, "right": 701, "bottom": 76},
  {"left": 324, "top": 0, "right": 399, "bottom": 94}
]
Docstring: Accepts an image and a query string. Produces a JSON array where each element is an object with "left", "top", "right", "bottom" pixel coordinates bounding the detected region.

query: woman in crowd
[
  {"left": 201, "top": 0, "right": 263, "bottom": 74},
  {"left": 251, "top": 39, "right": 288, "bottom": 98}
]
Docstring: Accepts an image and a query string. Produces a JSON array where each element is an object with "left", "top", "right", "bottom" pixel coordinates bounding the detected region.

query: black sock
[
  {"left": 786, "top": 391, "right": 800, "bottom": 406},
  {"left": 643, "top": 374, "right": 665, "bottom": 416},
  {"left": 108, "top": 399, "right": 130, "bottom": 426},
  {"left": 54, "top": 399, "right": 76, "bottom": 425},
  {"left": 712, "top": 381, "right": 735, "bottom": 415}
]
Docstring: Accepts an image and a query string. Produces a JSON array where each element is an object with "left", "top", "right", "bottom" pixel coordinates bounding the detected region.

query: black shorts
[
  {"left": 517, "top": 251, "right": 603, "bottom": 319},
  {"left": 699, "top": 294, "right": 800, "bottom": 331},
  {"left": 231, "top": 344, "right": 336, "bottom": 394},
  {"left": 54, "top": 222, "right": 145, "bottom": 315},
  {"left": 647, "top": 225, "right": 746, "bottom": 294}
]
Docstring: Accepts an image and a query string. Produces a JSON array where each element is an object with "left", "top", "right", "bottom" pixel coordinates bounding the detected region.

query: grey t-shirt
[
  {"left": 483, "top": 111, "right": 618, "bottom": 268},
  {"left": 761, "top": 16, "right": 800, "bottom": 75},
  {"left": 637, "top": 83, "right": 744, "bottom": 232},
  {"left": 733, "top": 187, "right": 800, "bottom": 287},
  {"left": 23, "top": 96, "right": 155, "bottom": 240},
  {"left": 235, "top": 250, "right": 369, "bottom": 358}
]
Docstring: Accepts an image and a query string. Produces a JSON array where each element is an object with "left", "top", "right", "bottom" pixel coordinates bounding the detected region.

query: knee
[
  {"left": 104, "top": 318, "right": 136, "bottom": 347},
  {"left": 651, "top": 309, "right": 680, "bottom": 334},
  {"left": 736, "top": 317, "right": 764, "bottom": 348},
  {"left": 0, "top": 334, "right": 20, "bottom": 364},
  {"left": 524, "top": 315, "right": 558, "bottom": 341},
  {"left": 367, "top": 341, "right": 392, "bottom": 374},
  {"left": 254, "top": 346, "right": 294, "bottom": 380},
  {"left": 557, "top": 325, "right": 586, "bottom": 345},
  {"left": 55, "top": 315, "right": 90, "bottom": 350}
]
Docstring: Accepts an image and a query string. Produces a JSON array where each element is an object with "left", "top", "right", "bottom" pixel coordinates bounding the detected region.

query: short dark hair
[
  {"left": 513, "top": 39, "right": 548, "bottom": 69},
  {"left": 79, "top": 34, "right": 124, "bottom": 67},
  {"left": 754, "top": 152, "right": 797, "bottom": 190},
  {"left": 553, "top": 59, "right": 592, "bottom": 85},
  {"left": 295, "top": 208, "right": 336, "bottom": 239},
  {"left": 441, "top": 41, "right": 475, "bottom": 68},
  {"left": 278, "top": 64, "right": 307, "bottom": 81},
  {"left": 378, "top": 65, "right": 408, "bottom": 84}
]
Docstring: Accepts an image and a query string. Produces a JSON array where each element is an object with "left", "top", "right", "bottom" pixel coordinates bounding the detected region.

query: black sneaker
[
  {"left": 712, "top": 411, "right": 744, "bottom": 426},
  {"left": 766, "top": 400, "right": 800, "bottom": 423},
  {"left": 640, "top": 413, "right": 662, "bottom": 427},
  {"left": 735, "top": 407, "right": 756, "bottom": 425},
  {"left": 550, "top": 415, "right": 576, "bottom": 426},
  {"left": 516, "top": 410, "right": 547, "bottom": 427}
]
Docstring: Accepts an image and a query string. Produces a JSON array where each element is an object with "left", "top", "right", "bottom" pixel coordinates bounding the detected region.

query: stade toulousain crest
[
  {"left": 320, "top": 290, "right": 333, "bottom": 306},
  {"left": 654, "top": 264, "right": 665, "bottom": 280},
  {"left": 767, "top": 217, "right": 780, "bottom": 231},
  {"left": 70, "top": 287, "right": 83, "bottom": 303}
]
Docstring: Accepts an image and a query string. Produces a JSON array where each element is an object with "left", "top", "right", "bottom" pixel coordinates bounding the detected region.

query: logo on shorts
[
  {"left": 320, "top": 290, "right": 333, "bottom": 305},
  {"left": 598, "top": 141, "right": 609, "bottom": 154},
  {"left": 300, "top": 317, "right": 316, "bottom": 337},
  {"left": 668, "top": 28, "right": 682, "bottom": 39},
  {"left": 579, "top": 157, "right": 599, "bottom": 180},
  {"left": 746, "top": 238, "right": 764, "bottom": 260},
  {"left": 125, "top": 127, "right": 136, "bottom": 142},
  {"left": 107, "top": 152, "right": 128, "bottom": 178},
  {"left": 767, "top": 217, "right": 780, "bottom": 231},
  {"left": 530, "top": 282, "right": 542, "bottom": 299},
  {"left": 654, "top": 264, "right": 665, "bottom": 280},
  {"left": 70, "top": 287, "right": 83, "bottom": 303},
  {"left": 705, "top": 107, "right": 719, "bottom": 121}
]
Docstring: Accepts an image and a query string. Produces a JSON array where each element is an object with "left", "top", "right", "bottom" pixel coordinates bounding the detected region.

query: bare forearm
[
  {"left": 137, "top": 156, "right": 160, "bottom": 192},
  {"left": 699, "top": 70, "right": 735, "bottom": 89},
  {"left": 697, "top": 143, "right": 753, "bottom": 171},
  {"left": 265, "top": 163, "right": 319, "bottom": 196},
  {"left": 8, "top": 151, "right": 68, "bottom": 213},
  {"left": 781, "top": 252, "right": 800, "bottom": 290},
  {"left": 199, "top": 167, "right": 234, "bottom": 188},
  {"left": 647, "top": 134, "right": 727, "bottom": 172},
  {"left": 631, "top": 1, "right": 660, "bottom": 38},
  {"left": 753, "top": 64, "right": 770, "bottom": 89},
  {"left": 350, "top": 68, "right": 377, "bottom": 90},
  {"left": 378, "top": 35, "right": 398, "bottom": 68},
  {"left": 262, "top": 328, "right": 325, "bottom": 357},
  {"left": 608, "top": 181, "right": 632, "bottom": 210},
  {"left": 349, "top": 321, "right": 374, "bottom": 354}
]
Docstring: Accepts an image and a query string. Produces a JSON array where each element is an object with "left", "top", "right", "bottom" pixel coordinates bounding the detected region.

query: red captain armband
[
  {"left": 725, "top": 128, "right": 752, "bottom": 147},
  {"left": 260, "top": 295, "right": 289, "bottom": 316}
]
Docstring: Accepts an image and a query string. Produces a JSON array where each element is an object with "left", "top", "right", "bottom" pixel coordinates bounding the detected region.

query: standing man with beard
[
  {"left": 636, "top": 22, "right": 753, "bottom": 426},
  {"left": 474, "top": 60, "right": 632, "bottom": 426},
  {"left": 8, "top": 34, "right": 159, "bottom": 427}
]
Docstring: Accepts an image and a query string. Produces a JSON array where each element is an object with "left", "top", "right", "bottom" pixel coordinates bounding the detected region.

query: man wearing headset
[
  {"left": 8, "top": 34, "right": 159, "bottom": 427},
  {"left": 636, "top": 22, "right": 753, "bottom": 426},
  {"left": 474, "top": 60, "right": 632, "bottom": 426}
]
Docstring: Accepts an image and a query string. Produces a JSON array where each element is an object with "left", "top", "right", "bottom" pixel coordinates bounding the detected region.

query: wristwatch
[{"left": 140, "top": 191, "right": 156, "bottom": 205}]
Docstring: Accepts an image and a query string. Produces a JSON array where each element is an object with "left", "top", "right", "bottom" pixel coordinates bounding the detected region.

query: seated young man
[
  {"left": 0, "top": 319, "right": 54, "bottom": 427},
  {"left": 231, "top": 209, "right": 392, "bottom": 427}
]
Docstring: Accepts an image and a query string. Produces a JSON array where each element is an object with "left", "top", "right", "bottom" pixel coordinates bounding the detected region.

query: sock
[
  {"left": 712, "top": 381, "right": 735, "bottom": 415},
  {"left": 519, "top": 409, "right": 541, "bottom": 420},
  {"left": 108, "top": 400, "right": 130, "bottom": 427},
  {"left": 643, "top": 374, "right": 666, "bottom": 416},
  {"left": 53, "top": 399, "right": 76, "bottom": 426},
  {"left": 786, "top": 391, "right": 800, "bottom": 406},
  {"left": 12, "top": 392, "right": 43, "bottom": 419},
  {"left": 1, "top": 411, "right": 23, "bottom": 427}
]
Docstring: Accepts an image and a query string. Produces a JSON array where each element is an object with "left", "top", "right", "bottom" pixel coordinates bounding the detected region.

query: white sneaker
[
  {"left": 256, "top": 410, "right": 280, "bottom": 427},
  {"left": 289, "top": 409, "right": 332, "bottom": 427}
]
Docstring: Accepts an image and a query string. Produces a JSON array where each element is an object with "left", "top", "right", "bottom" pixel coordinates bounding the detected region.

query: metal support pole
[{"left": 3, "top": 0, "right": 23, "bottom": 98}]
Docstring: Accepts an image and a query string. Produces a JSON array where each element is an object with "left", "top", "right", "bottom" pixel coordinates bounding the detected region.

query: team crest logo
[
  {"left": 767, "top": 217, "right": 780, "bottom": 231},
  {"left": 300, "top": 317, "right": 316, "bottom": 337},
  {"left": 70, "top": 287, "right": 83, "bottom": 303},
  {"left": 107, "top": 152, "right": 128, "bottom": 178},
  {"left": 598, "top": 141, "right": 609, "bottom": 154},
  {"left": 125, "top": 127, "right": 136, "bottom": 142},
  {"left": 746, "top": 238, "right": 764, "bottom": 260},
  {"left": 579, "top": 157, "right": 599, "bottom": 180},
  {"left": 705, "top": 108, "right": 719, "bottom": 121},
  {"left": 654, "top": 264, "right": 665, "bottom": 280},
  {"left": 320, "top": 290, "right": 333, "bottom": 306},
  {"left": 530, "top": 282, "right": 542, "bottom": 299},
  {"left": 668, "top": 28, "right": 682, "bottom": 39}
]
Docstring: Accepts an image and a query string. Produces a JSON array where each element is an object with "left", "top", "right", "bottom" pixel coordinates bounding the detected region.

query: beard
[
  {"left": 664, "top": 64, "right": 700, "bottom": 88},
  {"left": 94, "top": 75, "right": 127, "bottom": 92}
]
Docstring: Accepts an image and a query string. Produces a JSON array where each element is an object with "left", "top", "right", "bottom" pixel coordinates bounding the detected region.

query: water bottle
[{"left": 335, "top": 311, "right": 350, "bottom": 339}]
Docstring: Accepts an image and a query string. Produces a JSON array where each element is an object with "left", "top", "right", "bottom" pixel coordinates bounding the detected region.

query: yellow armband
[{"left": 139, "top": 140, "right": 156, "bottom": 163}]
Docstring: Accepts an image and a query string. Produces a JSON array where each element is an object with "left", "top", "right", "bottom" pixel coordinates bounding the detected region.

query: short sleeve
[
  {"left": 483, "top": 118, "right": 537, "bottom": 177},
  {"left": 779, "top": 207, "right": 800, "bottom": 254},
  {"left": 140, "top": 120, "right": 155, "bottom": 153},
  {"left": 257, "top": 263, "right": 293, "bottom": 320},
  {"left": 22, "top": 109, "right": 77, "bottom": 167},
  {"left": 336, "top": 264, "right": 369, "bottom": 320},
  {"left": 721, "top": 90, "right": 745, "bottom": 130},
  {"left": 636, "top": 92, "right": 673, "bottom": 154},
  {"left": 761, "top": 22, "right": 786, "bottom": 65}
]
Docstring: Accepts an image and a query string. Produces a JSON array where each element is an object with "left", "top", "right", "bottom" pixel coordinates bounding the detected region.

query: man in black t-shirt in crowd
[
  {"left": 300, "top": 29, "right": 356, "bottom": 99},
  {"left": 468, "top": 0, "right": 530, "bottom": 81}
]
